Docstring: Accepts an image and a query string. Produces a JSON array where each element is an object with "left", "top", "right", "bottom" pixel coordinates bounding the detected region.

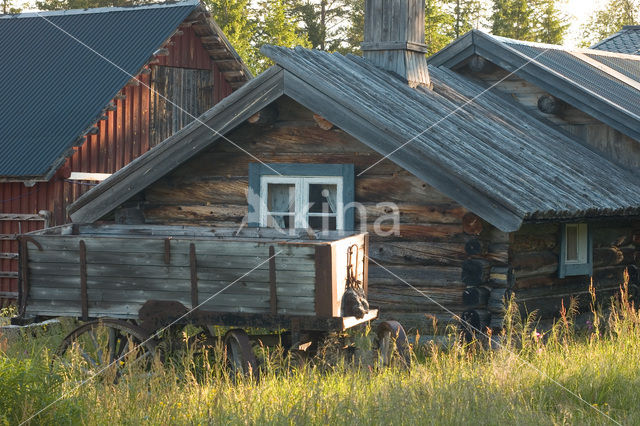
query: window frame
[
  {"left": 559, "top": 223, "right": 593, "bottom": 278},
  {"left": 248, "top": 163, "right": 355, "bottom": 231},
  {"left": 259, "top": 175, "right": 344, "bottom": 230}
]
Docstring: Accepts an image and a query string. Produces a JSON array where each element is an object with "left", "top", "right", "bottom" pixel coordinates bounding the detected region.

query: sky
[
  {"left": 12, "top": 0, "right": 610, "bottom": 48},
  {"left": 561, "top": 0, "right": 608, "bottom": 47}
]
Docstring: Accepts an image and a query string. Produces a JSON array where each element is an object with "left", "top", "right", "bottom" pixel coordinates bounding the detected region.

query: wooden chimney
[{"left": 361, "top": 0, "right": 430, "bottom": 88}]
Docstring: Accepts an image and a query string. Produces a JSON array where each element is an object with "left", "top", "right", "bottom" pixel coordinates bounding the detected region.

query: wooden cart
[{"left": 15, "top": 225, "right": 410, "bottom": 375}]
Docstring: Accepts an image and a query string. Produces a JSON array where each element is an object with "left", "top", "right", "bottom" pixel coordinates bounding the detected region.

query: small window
[
  {"left": 559, "top": 223, "right": 592, "bottom": 278},
  {"left": 260, "top": 176, "right": 343, "bottom": 230},
  {"left": 248, "top": 163, "right": 354, "bottom": 231}
]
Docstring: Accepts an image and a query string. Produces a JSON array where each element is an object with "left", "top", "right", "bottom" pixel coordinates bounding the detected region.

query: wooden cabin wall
[
  {"left": 460, "top": 220, "right": 640, "bottom": 330},
  {"left": 508, "top": 221, "right": 640, "bottom": 320},
  {"left": 138, "top": 96, "right": 476, "bottom": 331},
  {"left": 459, "top": 66, "right": 640, "bottom": 174}
]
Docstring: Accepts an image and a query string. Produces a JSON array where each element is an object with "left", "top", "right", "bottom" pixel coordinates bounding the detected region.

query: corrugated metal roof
[
  {"left": 497, "top": 38, "right": 640, "bottom": 118},
  {"left": 0, "top": 0, "right": 199, "bottom": 178},
  {"left": 430, "top": 31, "right": 640, "bottom": 142},
  {"left": 592, "top": 26, "right": 640, "bottom": 55}
]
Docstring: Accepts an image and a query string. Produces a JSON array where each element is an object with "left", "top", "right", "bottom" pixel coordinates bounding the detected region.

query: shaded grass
[{"left": 2, "top": 277, "right": 640, "bottom": 425}]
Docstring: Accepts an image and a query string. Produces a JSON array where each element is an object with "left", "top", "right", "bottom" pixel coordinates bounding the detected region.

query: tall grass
[{"left": 2, "top": 274, "right": 640, "bottom": 425}]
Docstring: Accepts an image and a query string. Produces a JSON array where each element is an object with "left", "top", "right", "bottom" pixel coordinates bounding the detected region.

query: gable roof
[
  {"left": 68, "top": 46, "right": 640, "bottom": 233},
  {"left": 429, "top": 30, "right": 640, "bottom": 142},
  {"left": 0, "top": 1, "right": 250, "bottom": 181},
  {"left": 592, "top": 26, "right": 640, "bottom": 55}
]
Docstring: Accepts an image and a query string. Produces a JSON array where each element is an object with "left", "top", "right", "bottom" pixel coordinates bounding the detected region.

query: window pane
[
  {"left": 308, "top": 184, "right": 337, "bottom": 213},
  {"left": 308, "top": 215, "right": 337, "bottom": 231},
  {"left": 267, "top": 214, "right": 294, "bottom": 229},
  {"left": 566, "top": 225, "right": 578, "bottom": 262},
  {"left": 267, "top": 184, "right": 295, "bottom": 213}
]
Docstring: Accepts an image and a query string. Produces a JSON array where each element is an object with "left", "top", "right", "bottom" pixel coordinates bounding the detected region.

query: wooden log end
[
  {"left": 313, "top": 114, "right": 334, "bottom": 130},
  {"left": 462, "top": 213, "right": 483, "bottom": 236}
]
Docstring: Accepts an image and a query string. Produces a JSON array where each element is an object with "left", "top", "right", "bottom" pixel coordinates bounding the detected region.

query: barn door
[{"left": 149, "top": 66, "right": 215, "bottom": 148}]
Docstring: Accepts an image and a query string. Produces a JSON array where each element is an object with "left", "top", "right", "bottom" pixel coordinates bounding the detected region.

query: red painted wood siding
[{"left": 0, "top": 26, "right": 235, "bottom": 305}]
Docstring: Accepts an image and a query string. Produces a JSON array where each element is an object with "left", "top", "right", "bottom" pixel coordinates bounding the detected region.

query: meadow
[{"left": 2, "top": 279, "right": 640, "bottom": 425}]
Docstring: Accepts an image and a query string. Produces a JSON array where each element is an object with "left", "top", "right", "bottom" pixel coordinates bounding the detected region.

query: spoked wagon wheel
[
  {"left": 224, "top": 329, "right": 259, "bottom": 379},
  {"left": 53, "top": 319, "right": 158, "bottom": 382},
  {"left": 374, "top": 320, "right": 411, "bottom": 368}
]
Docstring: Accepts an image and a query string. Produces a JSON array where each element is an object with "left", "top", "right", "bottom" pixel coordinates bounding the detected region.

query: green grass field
[{"left": 2, "top": 281, "right": 640, "bottom": 425}]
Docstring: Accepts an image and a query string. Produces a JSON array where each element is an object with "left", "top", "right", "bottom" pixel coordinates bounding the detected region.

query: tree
[
  {"left": 532, "top": 0, "right": 568, "bottom": 44},
  {"left": 425, "top": 0, "right": 455, "bottom": 54},
  {"left": 2, "top": 0, "right": 21, "bottom": 14},
  {"left": 291, "top": 0, "right": 351, "bottom": 51},
  {"left": 445, "top": 0, "right": 485, "bottom": 39},
  {"left": 342, "top": 0, "right": 364, "bottom": 54},
  {"left": 491, "top": 0, "right": 568, "bottom": 44},
  {"left": 34, "top": 0, "right": 150, "bottom": 10},
  {"left": 253, "top": 0, "right": 311, "bottom": 72},
  {"left": 580, "top": 0, "right": 640, "bottom": 47},
  {"left": 491, "top": 0, "right": 535, "bottom": 41},
  {"left": 205, "top": 0, "right": 260, "bottom": 74}
]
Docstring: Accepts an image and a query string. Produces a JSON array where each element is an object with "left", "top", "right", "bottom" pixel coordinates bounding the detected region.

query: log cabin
[
  {"left": 429, "top": 30, "right": 640, "bottom": 328},
  {"left": 0, "top": 0, "right": 251, "bottom": 305},
  {"left": 68, "top": 0, "right": 640, "bottom": 333}
]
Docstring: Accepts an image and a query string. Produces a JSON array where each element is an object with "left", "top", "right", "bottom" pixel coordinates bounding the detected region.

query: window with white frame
[
  {"left": 559, "top": 223, "right": 592, "bottom": 278},
  {"left": 260, "top": 176, "right": 344, "bottom": 230},
  {"left": 248, "top": 163, "right": 354, "bottom": 231}
]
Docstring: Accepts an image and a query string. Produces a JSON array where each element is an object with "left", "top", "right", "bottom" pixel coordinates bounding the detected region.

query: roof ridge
[{"left": 0, "top": 0, "right": 198, "bottom": 20}]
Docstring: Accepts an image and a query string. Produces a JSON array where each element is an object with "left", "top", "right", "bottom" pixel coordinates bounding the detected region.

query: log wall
[
  {"left": 459, "top": 66, "right": 640, "bottom": 173},
  {"left": 137, "top": 96, "right": 472, "bottom": 331}
]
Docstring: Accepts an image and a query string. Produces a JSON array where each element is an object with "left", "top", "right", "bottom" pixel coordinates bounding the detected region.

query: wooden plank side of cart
[{"left": 20, "top": 227, "right": 370, "bottom": 330}]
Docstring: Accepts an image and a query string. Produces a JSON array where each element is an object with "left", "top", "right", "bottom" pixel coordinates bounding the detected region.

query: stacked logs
[
  {"left": 460, "top": 220, "right": 640, "bottom": 336},
  {"left": 460, "top": 213, "right": 514, "bottom": 335}
]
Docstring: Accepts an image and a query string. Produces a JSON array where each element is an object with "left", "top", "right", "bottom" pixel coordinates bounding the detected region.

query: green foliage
[
  {"left": 291, "top": 0, "right": 350, "bottom": 51},
  {"left": 205, "top": 0, "right": 260, "bottom": 74},
  {"left": 491, "top": 0, "right": 535, "bottom": 40},
  {"left": 426, "top": 0, "right": 455, "bottom": 55},
  {"left": 5, "top": 279, "right": 640, "bottom": 424},
  {"left": 491, "top": 0, "right": 568, "bottom": 43},
  {"left": 580, "top": 0, "right": 640, "bottom": 47},
  {"left": 445, "top": 0, "right": 486, "bottom": 38},
  {"left": 253, "top": 0, "right": 311, "bottom": 72},
  {"left": 34, "top": 0, "right": 152, "bottom": 11},
  {"left": 1, "top": 0, "right": 21, "bottom": 14}
]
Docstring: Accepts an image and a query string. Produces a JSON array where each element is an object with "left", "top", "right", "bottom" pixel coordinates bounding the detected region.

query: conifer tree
[{"left": 580, "top": 0, "right": 639, "bottom": 47}]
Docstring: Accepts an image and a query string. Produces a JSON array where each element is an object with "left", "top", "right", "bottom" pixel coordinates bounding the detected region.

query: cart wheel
[
  {"left": 53, "top": 319, "right": 157, "bottom": 381},
  {"left": 375, "top": 320, "right": 411, "bottom": 368},
  {"left": 224, "top": 329, "right": 259, "bottom": 378}
]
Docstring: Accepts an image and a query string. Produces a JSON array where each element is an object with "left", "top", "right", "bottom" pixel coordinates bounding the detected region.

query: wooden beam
[
  {"left": 0, "top": 271, "right": 18, "bottom": 279},
  {"left": 0, "top": 253, "right": 18, "bottom": 260},
  {"left": 79, "top": 240, "right": 88, "bottom": 321},
  {"left": 0, "top": 214, "right": 47, "bottom": 221},
  {"left": 68, "top": 172, "right": 111, "bottom": 182},
  {"left": 0, "top": 291, "right": 18, "bottom": 299},
  {"left": 269, "top": 245, "right": 277, "bottom": 315},
  {"left": 0, "top": 234, "right": 17, "bottom": 240},
  {"left": 190, "top": 243, "right": 198, "bottom": 309}
]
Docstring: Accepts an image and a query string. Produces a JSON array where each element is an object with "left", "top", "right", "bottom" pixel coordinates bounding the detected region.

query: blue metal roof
[
  {"left": 592, "top": 26, "right": 640, "bottom": 55},
  {"left": 0, "top": 0, "right": 199, "bottom": 178}
]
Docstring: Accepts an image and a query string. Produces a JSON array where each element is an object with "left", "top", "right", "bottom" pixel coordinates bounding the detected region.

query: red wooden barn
[{"left": 0, "top": 0, "right": 251, "bottom": 304}]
